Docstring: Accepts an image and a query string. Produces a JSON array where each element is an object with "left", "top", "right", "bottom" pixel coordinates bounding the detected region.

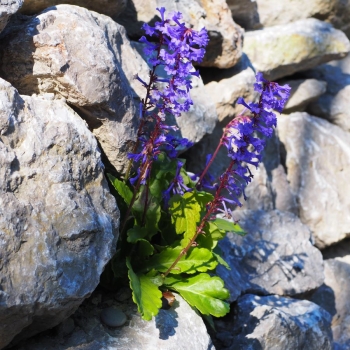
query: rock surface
[
  {"left": 283, "top": 78, "right": 327, "bottom": 113},
  {"left": 215, "top": 294, "right": 333, "bottom": 350},
  {"left": 116, "top": 0, "right": 244, "bottom": 69},
  {"left": 14, "top": 291, "right": 214, "bottom": 350},
  {"left": 0, "top": 0, "right": 22, "bottom": 34},
  {"left": 226, "top": 0, "right": 260, "bottom": 30},
  {"left": 203, "top": 54, "right": 258, "bottom": 123},
  {"left": 0, "top": 5, "right": 150, "bottom": 173},
  {"left": 19, "top": 0, "right": 126, "bottom": 17},
  {"left": 255, "top": 0, "right": 334, "bottom": 28},
  {"left": 311, "top": 256, "right": 350, "bottom": 349},
  {"left": 306, "top": 53, "right": 350, "bottom": 132},
  {"left": 278, "top": 112, "right": 350, "bottom": 248},
  {"left": 255, "top": 0, "right": 350, "bottom": 38},
  {"left": 0, "top": 78, "right": 119, "bottom": 349},
  {"left": 217, "top": 210, "right": 324, "bottom": 302},
  {"left": 244, "top": 18, "right": 350, "bottom": 80}
]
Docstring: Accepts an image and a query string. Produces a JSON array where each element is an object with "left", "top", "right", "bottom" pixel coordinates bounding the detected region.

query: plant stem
[
  {"left": 124, "top": 36, "right": 164, "bottom": 181},
  {"left": 163, "top": 160, "right": 235, "bottom": 277},
  {"left": 196, "top": 131, "right": 226, "bottom": 189}
]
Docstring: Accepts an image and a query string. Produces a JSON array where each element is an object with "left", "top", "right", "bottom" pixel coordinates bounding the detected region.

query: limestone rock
[
  {"left": 116, "top": 0, "right": 244, "bottom": 69},
  {"left": 0, "top": 5, "right": 151, "bottom": 173},
  {"left": 203, "top": 54, "right": 258, "bottom": 123},
  {"left": 0, "top": 0, "right": 22, "bottom": 34},
  {"left": 226, "top": 0, "right": 260, "bottom": 29},
  {"left": 278, "top": 112, "right": 350, "bottom": 248},
  {"left": 19, "top": 0, "right": 126, "bottom": 17},
  {"left": 255, "top": 0, "right": 350, "bottom": 38},
  {"left": 216, "top": 210, "right": 324, "bottom": 302},
  {"left": 311, "top": 256, "right": 350, "bottom": 349},
  {"left": 0, "top": 78, "right": 119, "bottom": 349},
  {"left": 306, "top": 53, "right": 350, "bottom": 132},
  {"left": 215, "top": 294, "right": 332, "bottom": 350},
  {"left": 244, "top": 18, "right": 350, "bottom": 81},
  {"left": 255, "top": 0, "right": 334, "bottom": 28},
  {"left": 14, "top": 292, "right": 214, "bottom": 350},
  {"left": 283, "top": 79, "right": 327, "bottom": 113}
]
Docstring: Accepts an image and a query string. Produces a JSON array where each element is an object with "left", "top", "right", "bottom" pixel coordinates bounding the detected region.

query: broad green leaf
[
  {"left": 132, "top": 186, "right": 161, "bottom": 237},
  {"left": 214, "top": 218, "right": 247, "bottom": 236},
  {"left": 213, "top": 250, "right": 231, "bottom": 270},
  {"left": 195, "top": 191, "right": 214, "bottom": 210},
  {"left": 164, "top": 273, "right": 230, "bottom": 317},
  {"left": 137, "top": 239, "right": 154, "bottom": 258},
  {"left": 126, "top": 258, "right": 162, "bottom": 321},
  {"left": 127, "top": 226, "right": 148, "bottom": 243},
  {"left": 141, "top": 247, "right": 217, "bottom": 274},
  {"left": 107, "top": 173, "right": 133, "bottom": 205},
  {"left": 198, "top": 221, "right": 226, "bottom": 249},
  {"left": 169, "top": 192, "right": 201, "bottom": 247}
]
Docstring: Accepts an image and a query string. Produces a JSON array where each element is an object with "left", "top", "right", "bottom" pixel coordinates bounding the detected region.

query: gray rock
[
  {"left": 217, "top": 210, "right": 324, "bottom": 302},
  {"left": 116, "top": 0, "right": 244, "bottom": 69},
  {"left": 283, "top": 79, "right": 327, "bottom": 113},
  {"left": 278, "top": 112, "right": 350, "bottom": 248},
  {"left": 255, "top": 0, "right": 350, "bottom": 38},
  {"left": 203, "top": 54, "right": 258, "bottom": 123},
  {"left": 306, "top": 53, "right": 350, "bottom": 132},
  {"left": 215, "top": 294, "right": 333, "bottom": 350},
  {"left": 0, "top": 5, "right": 150, "bottom": 173},
  {"left": 0, "top": 78, "right": 119, "bottom": 349},
  {"left": 0, "top": 0, "right": 22, "bottom": 34},
  {"left": 19, "top": 0, "right": 126, "bottom": 17},
  {"left": 255, "top": 0, "right": 334, "bottom": 28},
  {"left": 15, "top": 293, "right": 214, "bottom": 350},
  {"left": 100, "top": 306, "right": 127, "bottom": 327},
  {"left": 244, "top": 18, "right": 350, "bottom": 81},
  {"left": 311, "top": 256, "right": 350, "bottom": 348},
  {"left": 226, "top": 0, "right": 260, "bottom": 30}
]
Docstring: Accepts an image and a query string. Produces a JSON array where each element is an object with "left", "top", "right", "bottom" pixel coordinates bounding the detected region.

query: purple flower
[
  {"left": 215, "top": 73, "right": 291, "bottom": 211},
  {"left": 139, "top": 7, "right": 209, "bottom": 117},
  {"left": 163, "top": 160, "right": 192, "bottom": 204}
]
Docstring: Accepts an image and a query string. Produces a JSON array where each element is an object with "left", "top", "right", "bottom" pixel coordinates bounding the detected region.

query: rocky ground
[{"left": 1, "top": 0, "right": 350, "bottom": 349}]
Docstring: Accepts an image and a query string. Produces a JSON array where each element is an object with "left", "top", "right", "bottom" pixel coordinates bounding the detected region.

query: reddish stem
[{"left": 163, "top": 160, "right": 235, "bottom": 277}]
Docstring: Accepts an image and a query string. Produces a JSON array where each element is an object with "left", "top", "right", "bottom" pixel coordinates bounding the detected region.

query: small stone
[{"left": 100, "top": 307, "right": 127, "bottom": 328}]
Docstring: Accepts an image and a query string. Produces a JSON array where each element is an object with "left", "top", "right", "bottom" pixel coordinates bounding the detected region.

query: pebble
[{"left": 100, "top": 306, "right": 127, "bottom": 327}]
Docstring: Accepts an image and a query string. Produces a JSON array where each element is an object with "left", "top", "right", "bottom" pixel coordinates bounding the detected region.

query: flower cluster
[
  {"left": 140, "top": 7, "right": 209, "bottom": 117},
  {"left": 163, "top": 160, "right": 192, "bottom": 204},
  {"left": 217, "top": 73, "right": 291, "bottom": 210},
  {"left": 128, "top": 8, "right": 208, "bottom": 189}
]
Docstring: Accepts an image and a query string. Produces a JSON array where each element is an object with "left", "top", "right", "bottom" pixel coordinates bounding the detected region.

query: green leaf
[
  {"left": 164, "top": 273, "right": 230, "bottom": 317},
  {"left": 132, "top": 186, "right": 161, "bottom": 238},
  {"left": 137, "top": 239, "right": 154, "bottom": 259},
  {"left": 195, "top": 191, "right": 214, "bottom": 210},
  {"left": 169, "top": 192, "right": 201, "bottom": 248},
  {"left": 126, "top": 258, "right": 162, "bottom": 321},
  {"left": 213, "top": 250, "right": 231, "bottom": 270},
  {"left": 141, "top": 247, "right": 217, "bottom": 274},
  {"left": 127, "top": 226, "right": 148, "bottom": 243},
  {"left": 197, "top": 221, "right": 226, "bottom": 249},
  {"left": 107, "top": 173, "right": 133, "bottom": 205},
  {"left": 213, "top": 218, "right": 247, "bottom": 236}
]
